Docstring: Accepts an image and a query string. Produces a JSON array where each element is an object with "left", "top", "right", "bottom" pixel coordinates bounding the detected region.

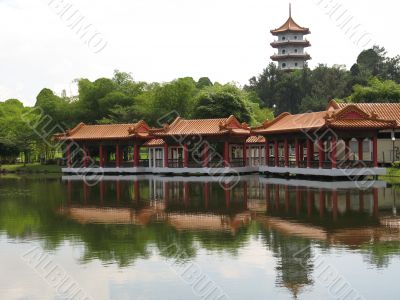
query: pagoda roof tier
[
  {"left": 271, "top": 16, "right": 310, "bottom": 35},
  {"left": 54, "top": 120, "right": 152, "bottom": 141},
  {"left": 270, "top": 53, "right": 311, "bottom": 61},
  {"left": 152, "top": 115, "right": 251, "bottom": 137},
  {"left": 270, "top": 40, "right": 310, "bottom": 48}
]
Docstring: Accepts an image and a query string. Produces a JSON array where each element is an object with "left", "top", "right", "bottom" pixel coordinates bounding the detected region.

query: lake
[{"left": 0, "top": 174, "right": 399, "bottom": 300}]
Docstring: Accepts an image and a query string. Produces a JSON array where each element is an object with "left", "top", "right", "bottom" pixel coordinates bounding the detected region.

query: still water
[{"left": 0, "top": 174, "right": 399, "bottom": 300}]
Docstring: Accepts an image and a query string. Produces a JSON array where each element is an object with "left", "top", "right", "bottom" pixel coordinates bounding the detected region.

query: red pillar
[
  {"left": 373, "top": 135, "right": 378, "bottom": 167},
  {"left": 133, "top": 144, "right": 139, "bottom": 167},
  {"left": 265, "top": 139, "right": 269, "bottom": 166},
  {"left": 345, "top": 139, "right": 350, "bottom": 161},
  {"left": 116, "top": 144, "right": 121, "bottom": 167},
  {"left": 274, "top": 140, "right": 279, "bottom": 167},
  {"left": 203, "top": 143, "right": 209, "bottom": 167},
  {"left": 66, "top": 143, "right": 71, "bottom": 167},
  {"left": 164, "top": 144, "right": 169, "bottom": 167},
  {"left": 284, "top": 138, "right": 289, "bottom": 167},
  {"left": 332, "top": 190, "right": 338, "bottom": 221},
  {"left": 243, "top": 142, "right": 247, "bottom": 166},
  {"left": 99, "top": 144, "right": 104, "bottom": 168},
  {"left": 83, "top": 145, "right": 88, "bottom": 167},
  {"left": 332, "top": 137, "right": 337, "bottom": 169},
  {"left": 184, "top": 144, "right": 189, "bottom": 167},
  {"left": 300, "top": 142, "right": 304, "bottom": 163},
  {"left": 295, "top": 138, "right": 299, "bottom": 168},
  {"left": 358, "top": 138, "right": 364, "bottom": 161},
  {"left": 306, "top": 139, "right": 312, "bottom": 168},
  {"left": 224, "top": 141, "right": 230, "bottom": 167}
]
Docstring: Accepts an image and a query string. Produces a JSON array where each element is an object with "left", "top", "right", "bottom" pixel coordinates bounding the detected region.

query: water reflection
[{"left": 0, "top": 175, "right": 399, "bottom": 299}]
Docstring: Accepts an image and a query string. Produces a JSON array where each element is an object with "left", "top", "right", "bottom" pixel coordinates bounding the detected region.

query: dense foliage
[{"left": 1, "top": 46, "right": 400, "bottom": 162}]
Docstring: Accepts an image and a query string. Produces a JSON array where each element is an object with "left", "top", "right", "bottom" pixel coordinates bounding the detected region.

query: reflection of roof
[
  {"left": 153, "top": 115, "right": 250, "bottom": 137},
  {"left": 253, "top": 100, "right": 397, "bottom": 135},
  {"left": 271, "top": 16, "right": 310, "bottom": 35},
  {"left": 54, "top": 120, "right": 151, "bottom": 141}
]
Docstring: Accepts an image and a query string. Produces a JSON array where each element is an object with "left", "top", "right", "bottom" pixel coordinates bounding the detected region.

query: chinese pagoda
[{"left": 270, "top": 4, "right": 311, "bottom": 70}]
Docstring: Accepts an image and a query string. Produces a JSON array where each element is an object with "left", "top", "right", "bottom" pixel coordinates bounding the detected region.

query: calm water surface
[{"left": 0, "top": 174, "right": 399, "bottom": 300}]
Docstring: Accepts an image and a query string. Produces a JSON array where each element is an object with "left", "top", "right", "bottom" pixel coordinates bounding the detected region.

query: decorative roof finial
[{"left": 289, "top": 3, "right": 291, "bottom": 17}]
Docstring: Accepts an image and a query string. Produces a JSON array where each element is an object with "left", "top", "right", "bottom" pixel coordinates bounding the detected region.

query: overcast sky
[{"left": 0, "top": 0, "right": 398, "bottom": 106}]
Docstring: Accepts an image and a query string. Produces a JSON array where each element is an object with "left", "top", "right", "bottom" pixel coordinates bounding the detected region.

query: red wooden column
[
  {"left": 358, "top": 138, "right": 364, "bottom": 161},
  {"left": 243, "top": 142, "right": 247, "bottom": 166},
  {"left": 306, "top": 139, "right": 312, "bottom": 168},
  {"left": 318, "top": 139, "right": 324, "bottom": 169},
  {"left": 183, "top": 144, "right": 189, "bottom": 167},
  {"left": 373, "top": 134, "right": 378, "bottom": 167},
  {"left": 274, "top": 140, "right": 279, "bottom": 167},
  {"left": 66, "top": 143, "right": 71, "bottom": 167},
  {"left": 265, "top": 139, "right": 269, "bottom": 166},
  {"left": 299, "top": 141, "right": 304, "bottom": 163},
  {"left": 331, "top": 137, "right": 337, "bottom": 169},
  {"left": 133, "top": 144, "right": 140, "bottom": 167},
  {"left": 284, "top": 138, "right": 289, "bottom": 167},
  {"left": 116, "top": 144, "right": 121, "bottom": 167},
  {"left": 203, "top": 143, "right": 209, "bottom": 167},
  {"left": 83, "top": 145, "right": 87, "bottom": 167},
  {"left": 99, "top": 144, "right": 104, "bottom": 167},
  {"left": 224, "top": 141, "right": 230, "bottom": 167},
  {"left": 163, "top": 144, "right": 169, "bottom": 167},
  {"left": 295, "top": 138, "right": 299, "bottom": 168},
  {"left": 344, "top": 139, "right": 350, "bottom": 161}
]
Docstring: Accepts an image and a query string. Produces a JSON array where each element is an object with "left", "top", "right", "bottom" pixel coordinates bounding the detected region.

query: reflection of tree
[
  {"left": 262, "top": 229, "right": 313, "bottom": 299},
  {"left": 361, "top": 241, "right": 400, "bottom": 269}
]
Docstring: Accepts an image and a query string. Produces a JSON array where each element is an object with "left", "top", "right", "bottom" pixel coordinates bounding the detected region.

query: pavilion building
[{"left": 55, "top": 101, "right": 400, "bottom": 178}]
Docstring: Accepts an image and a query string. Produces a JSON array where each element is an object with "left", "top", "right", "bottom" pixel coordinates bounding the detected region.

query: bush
[{"left": 392, "top": 161, "right": 400, "bottom": 168}]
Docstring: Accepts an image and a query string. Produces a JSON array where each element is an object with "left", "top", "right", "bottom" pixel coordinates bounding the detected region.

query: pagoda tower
[{"left": 270, "top": 4, "right": 311, "bottom": 70}]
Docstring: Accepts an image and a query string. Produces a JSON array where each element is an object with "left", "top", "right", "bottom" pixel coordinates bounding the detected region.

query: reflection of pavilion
[{"left": 61, "top": 176, "right": 397, "bottom": 299}]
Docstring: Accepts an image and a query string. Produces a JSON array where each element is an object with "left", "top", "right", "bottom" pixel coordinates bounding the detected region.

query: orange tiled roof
[
  {"left": 154, "top": 115, "right": 250, "bottom": 136},
  {"left": 246, "top": 135, "right": 266, "bottom": 144},
  {"left": 253, "top": 102, "right": 397, "bottom": 135},
  {"left": 271, "top": 16, "right": 310, "bottom": 35},
  {"left": 54, "top": 120, "right": 151, "bottom": 141},
  {"left": 329, "top": 100, "right": 400, "bottom": 127}
]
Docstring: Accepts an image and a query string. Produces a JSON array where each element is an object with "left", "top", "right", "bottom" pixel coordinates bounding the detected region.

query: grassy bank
[{"left": 0, "top": 163, "right": 62, "bottom": 173}]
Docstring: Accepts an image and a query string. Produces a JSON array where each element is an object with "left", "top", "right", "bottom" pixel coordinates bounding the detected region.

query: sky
[{"left": 0, "top": 0, "right": 398, "bottom": 106}]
